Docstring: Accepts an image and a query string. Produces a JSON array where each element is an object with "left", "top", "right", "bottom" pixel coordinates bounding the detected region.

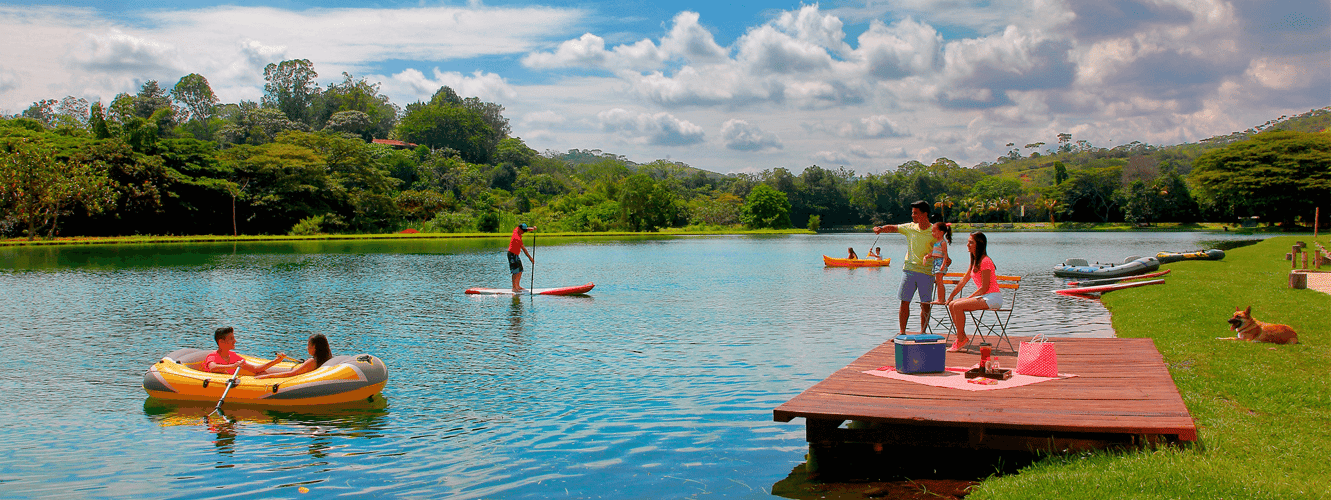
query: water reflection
[{"left": 143, "top": 399, "right": 391, "bottom": 459}]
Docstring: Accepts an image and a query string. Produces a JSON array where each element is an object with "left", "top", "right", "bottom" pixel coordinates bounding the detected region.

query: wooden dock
[{"left": 774, "top": 336, "right": 1197, "bottom": 472}]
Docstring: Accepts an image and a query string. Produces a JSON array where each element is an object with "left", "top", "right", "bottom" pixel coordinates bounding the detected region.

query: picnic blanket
[{"left": 863, "top": 366, "right": 1077, "bottom": 391}]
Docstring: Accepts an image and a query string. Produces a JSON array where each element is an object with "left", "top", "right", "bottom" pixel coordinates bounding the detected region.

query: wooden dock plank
[{"left": 775, "top": 337, "right": 1197, "bottom": 445}]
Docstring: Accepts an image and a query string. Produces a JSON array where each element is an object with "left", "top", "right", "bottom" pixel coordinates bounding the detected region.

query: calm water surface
[{"left": 0, "top": 232, "right": 1259, "bottom": 498}]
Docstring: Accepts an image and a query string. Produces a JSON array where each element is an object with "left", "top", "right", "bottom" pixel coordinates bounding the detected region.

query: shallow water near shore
[{"left": 0, "top": 232, "right": 1258, "bottom": 498}]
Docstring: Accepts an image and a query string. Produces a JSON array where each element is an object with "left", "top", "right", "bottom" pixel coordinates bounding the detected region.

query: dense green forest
[{"left": 2, "top": 59, "right": 1329, "bottom": 240}]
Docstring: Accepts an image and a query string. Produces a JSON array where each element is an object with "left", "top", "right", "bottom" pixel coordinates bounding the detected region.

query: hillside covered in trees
[{"left": 2, "top": 59, "right": 1329, "bottom": 240}]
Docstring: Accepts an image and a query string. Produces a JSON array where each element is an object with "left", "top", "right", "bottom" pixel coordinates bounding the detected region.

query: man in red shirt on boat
[
  {"left": 508, "top": 223, "right": 536, "bottom": 292},
  {"left": 873, "top": 200, "right": 937, "bottom": 338},
  {"left": 203, "top": 326, "right": 287, "bottom": 375}
]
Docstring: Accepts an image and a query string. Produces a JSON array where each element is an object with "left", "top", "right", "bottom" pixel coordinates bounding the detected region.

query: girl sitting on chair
[{"left": 945, "top": 232, "right": 1001, "bottom": 352}]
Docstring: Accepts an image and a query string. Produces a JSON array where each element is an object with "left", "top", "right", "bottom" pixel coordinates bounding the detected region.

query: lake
[{"left": 0, "top": 231, "right": 1259, "bottom": 498}]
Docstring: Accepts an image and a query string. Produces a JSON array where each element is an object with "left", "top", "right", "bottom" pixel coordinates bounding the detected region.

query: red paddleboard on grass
[
  {"left": 1066, "top": 269, "right": 1171, "bottom": 287},
  {"left": 465, "top": 283, "right": 595, "bottom": 296},
  {"left": 1054, "top": 279, "right": 1165, "bottom": 296}
]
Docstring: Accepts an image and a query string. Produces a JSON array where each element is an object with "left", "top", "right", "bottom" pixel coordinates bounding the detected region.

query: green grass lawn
[{"left": 969, "top": 235, "right": 1331, "bottom": 499}]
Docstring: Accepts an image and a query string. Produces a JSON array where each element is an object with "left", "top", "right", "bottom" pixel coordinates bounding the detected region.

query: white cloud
[
  {"left": 521, "top": 110, "right": 566, "bottom": 127},
  {"left": 597, "top": 108, "right": 705, "bottom": 146},
  {"left": 853, "top": 17, "right": 944, "bottom": 79},
  {"left": 70, "top": 29, "right": 182, "bottom": 75},
  {"left": 388, "top": 68, "right": 517, "bottom": 103},
  {"left": 659, "top": 11, "right": 729, "bottom": 63},
  {"left": 521, "top": 11, "right": 728, "bottom": 71},
  {"left": 0, "top": 66, "right": 19, "bottom": 94},
  {"left": 0, "top": 3, "right": 582, "bottom": 109},
  {"left": 735, "top": 25, "right": 835, "bottom": 76},
  {"left": 774, "top": 4, "right": 853, "bottom": 57},
  {"left": 142, "top": 5, "right": 581, "bottom": 65},
  {"left": 720, "top": 119, "right": 782, "bottom": 151},
  {"left": 811, "top": 150, "right": 852, "bottom": 164},
  {"left": 1245, "top": 58, "right": 1307, "bottom": 90}
]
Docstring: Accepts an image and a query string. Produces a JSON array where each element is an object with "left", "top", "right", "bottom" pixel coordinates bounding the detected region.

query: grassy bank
[
  {"left": 6, "top": 221, "right": 1309, "bottom": 247},
  {"left": 970, "top": 235, "right": 1331, "bottom": 499},
  {"left": 832, "top": 221, "right": 1304, "bottom": 233},
  {"left": 0, "top": 228, "right": 813, "bottom": 247}
]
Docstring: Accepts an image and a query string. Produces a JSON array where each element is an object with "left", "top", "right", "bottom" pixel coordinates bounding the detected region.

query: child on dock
[{"left": 930, "top": 222, "right": 953, "bottom": 304}]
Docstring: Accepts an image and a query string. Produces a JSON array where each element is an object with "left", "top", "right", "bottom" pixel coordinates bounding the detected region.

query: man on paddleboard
[
  {"left": 873, "top": 200, "right": 935, "bottom": 338},
  {"left": 508, "top": 223, "right": 536, "bottom": 292}
]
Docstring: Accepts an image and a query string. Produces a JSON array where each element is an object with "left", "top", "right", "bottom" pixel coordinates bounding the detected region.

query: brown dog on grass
[{"left": 1221, "top": 306, "right": 1299, "bottom": 344}]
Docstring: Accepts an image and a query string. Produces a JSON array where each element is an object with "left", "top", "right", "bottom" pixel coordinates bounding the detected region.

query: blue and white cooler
[{"left": 893, "top": 334, "right": 946, "bottom": 374}]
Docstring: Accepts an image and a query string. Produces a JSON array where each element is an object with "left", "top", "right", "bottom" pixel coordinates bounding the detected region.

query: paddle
[
  {"left": 529, "top": 229, "right": 535, "bottom": 296},
  {"left": 209, "top": 365, "right": 243, "bottom": 416},
  {"left": 868, "top": 232, "right": 882, "bottom": 259}
]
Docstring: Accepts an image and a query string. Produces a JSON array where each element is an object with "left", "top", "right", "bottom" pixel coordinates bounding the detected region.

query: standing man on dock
[
  {"left": 873, "top": 200, "right": 935, "bottom": 338},
  {"left": 508, "top": 223, "right": 536, "bottom": 292}
]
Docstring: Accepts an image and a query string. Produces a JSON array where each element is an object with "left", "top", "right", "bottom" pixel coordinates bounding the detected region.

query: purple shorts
[{"left": 898, "top": 270, "right": 935, "bottom": 303}]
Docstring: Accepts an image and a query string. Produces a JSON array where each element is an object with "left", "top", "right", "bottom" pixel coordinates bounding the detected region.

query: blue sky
[{"left": 1, "top": 0, "right": 1327, "bottom": 173}]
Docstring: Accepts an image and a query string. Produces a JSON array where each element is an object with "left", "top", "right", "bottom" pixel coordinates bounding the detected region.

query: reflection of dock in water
[{"left": 774, "top": 336, "right": 1196, "bottom": 477}]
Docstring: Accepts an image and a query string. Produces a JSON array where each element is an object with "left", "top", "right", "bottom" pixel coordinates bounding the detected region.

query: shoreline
[{"left": 1, "top": 221, "right": 1311, "bottom": 248}]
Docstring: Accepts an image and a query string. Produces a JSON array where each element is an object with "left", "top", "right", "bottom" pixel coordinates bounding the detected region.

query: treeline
[{"left": 2, "top": 59, "right": 1328, "bottom": 240}]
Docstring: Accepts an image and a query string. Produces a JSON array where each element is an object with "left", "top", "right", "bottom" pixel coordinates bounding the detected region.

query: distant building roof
[{"left": 372, "top": 139, "right": 418, "bottom": 148}]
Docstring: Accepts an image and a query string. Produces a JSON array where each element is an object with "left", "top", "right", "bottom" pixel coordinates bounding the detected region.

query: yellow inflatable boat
[{"left": 143, "top": 348, "right": 388, "bottom": 406}]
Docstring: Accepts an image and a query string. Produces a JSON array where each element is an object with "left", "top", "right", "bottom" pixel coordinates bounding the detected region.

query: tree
[
  {"left": 1152, "top": 161, "right": 1199, "bottom": 222},
  {"left": 619, "top": 173, "right": 679, "bottom": 231},
  {"left": 314, "top": 72, "right": 399, "bottom": 138},
  {"left": 1118, "top": 179, "right": 1156, "bottom": 225},
  {"left": 849, "top": 172, "right": 901, "bottom": 224},
  {"left": 741, "top": 183, "right": 792, "bottom": 229},
  {"left": 55, "top": 96, "right": 90, "bottom": 129},
  {"left": 795, "top": 166, "right": 853, "bottom": 228},
  {"left": 396, "top": 104, "right": 496, "bottom": 164},
  {"left": 324, "top": 110, "right": 374, "bottom": 140},
  {"left": 687, "top": 193, "right": 743, "bottom": 226},
  {"left": 1057, "top": 167, "right": 1122, "bottom": 222},
  {"left": 108, "top": 93, "right": 136, "bottom": 125},
  {"left": 1192, "top": 130, "right": 1331, "bottom": 225},
  {"left": 0, "top": 139, "right": 115, "bottom": 239},
  {"left": 1053, "top": 161, "right": 1068, "bottom": 185},
  {"left": 171, "top": 74, "right": 219, "bottom": 124},
  {"left": 89, "top": 102, "right": 113, "bottom": 139},
  {"left": 495, "top": 138, "right": 537, "bottom": 168},
  {"left": 219, "top": 142, "right": 336, "bottom": 234},
  {"left": 263, "top": 59, "right": 320, "bottom": 125},
  {"left": 134, "top": 80, "right": 173, "bottom": 120},
  {"left": 216, "top": 106, "right": 310, "bottom": 146},
  {"left": 21, "top": 99, "right": 58, "bottom": 128}
]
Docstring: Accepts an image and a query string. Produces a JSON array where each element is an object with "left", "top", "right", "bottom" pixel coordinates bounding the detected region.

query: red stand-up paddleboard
[
  {"left": 1054, "top": 279, "right": 1165, "bottom": 296},
  {"left": 1067, "top": 269, "right": 1171, "bottom": 287},
  {"left": 465, "top": 282, "right": 595, "bottom": 296}
]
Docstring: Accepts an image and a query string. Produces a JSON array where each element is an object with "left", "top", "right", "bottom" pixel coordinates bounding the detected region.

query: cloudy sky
[{"left": 1, "top": 0, "right": 1327, "bottom": 174}]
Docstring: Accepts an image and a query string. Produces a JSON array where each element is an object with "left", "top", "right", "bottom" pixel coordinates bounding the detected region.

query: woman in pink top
[{"left": 945, "top": 232, "right": 1001, "bottom": 352}]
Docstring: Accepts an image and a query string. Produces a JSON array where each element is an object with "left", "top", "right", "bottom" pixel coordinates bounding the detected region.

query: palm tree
[
  {"left": 1040, "top": 197, "right": 1059, "bottom": 224},
  {"left": 934, "top": 195, "right": 955, "bottom": 222}
]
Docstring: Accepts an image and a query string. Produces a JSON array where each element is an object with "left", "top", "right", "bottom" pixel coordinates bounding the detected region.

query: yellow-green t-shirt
[{"left": 897, "top": 223, "right": 934, "bottom": 274}]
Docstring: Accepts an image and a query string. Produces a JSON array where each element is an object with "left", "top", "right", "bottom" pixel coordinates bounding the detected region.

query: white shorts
[{"left": 980, "top": 292, "right": 1003, "bottom": 309}]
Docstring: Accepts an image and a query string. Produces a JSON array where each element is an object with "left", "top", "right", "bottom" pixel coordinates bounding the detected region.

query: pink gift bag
[{"left": 1016, "top": 333, "right": 1058, "bottom": 377}]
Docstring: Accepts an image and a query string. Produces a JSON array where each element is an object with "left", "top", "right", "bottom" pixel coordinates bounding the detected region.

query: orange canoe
[{"left": 823, "top": 255, "right": 891, "bottom": 267}]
